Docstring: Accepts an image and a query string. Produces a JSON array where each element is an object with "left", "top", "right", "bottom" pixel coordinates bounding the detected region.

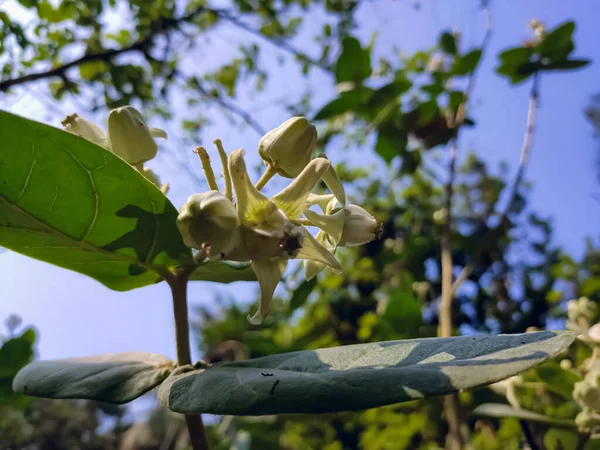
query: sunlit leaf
[
  {"left": 159, "top": 331, "right": 574, "bottom": 415},
  {"left": 13, "top": 352, "right": 175, "bottom": 404},
  {"left": 0, "top": 111, "right": 192, "bottom": 291}
]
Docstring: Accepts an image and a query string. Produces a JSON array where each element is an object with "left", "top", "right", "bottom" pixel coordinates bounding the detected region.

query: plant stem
[
  {"left": 168, "top": 273, "right": 209, "bottom": 450},
  {"left": 255, "top": 164, "right": 277, "bottom": 190}
]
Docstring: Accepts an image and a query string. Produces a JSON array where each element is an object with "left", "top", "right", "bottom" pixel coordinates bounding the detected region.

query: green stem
[
  {"left": 255, "top": 164, "right": 277, "bottom": 190},
  {"left": 168, "top": 272, "right": 209, "bottom": 450}
]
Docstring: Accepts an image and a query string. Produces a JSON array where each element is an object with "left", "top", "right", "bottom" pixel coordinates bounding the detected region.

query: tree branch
[
  {"left": 439, "top": 2, "right": 493, "bottom": 449},
  {"left": 185, "top": 74, "right": 267, "bottom": 136},
  {"left": 213, "top": 10, "right": 333, "bottom": 75},
  {"left": 499, "top": 72, "right": 540, "bottom": 226},
  {"left": 0, "top": 6, "right": 210, "bottom": 92}
]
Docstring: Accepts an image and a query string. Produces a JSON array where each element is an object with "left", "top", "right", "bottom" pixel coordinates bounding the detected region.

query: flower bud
[
  {"left": 107, "top": 106, "right": 161, "bottom": 165},
  {"left": 338, "top": 205, "right": 383, "bottom": 247},
  {"left": 258, "top": 117, "right": 317, "bottom": 178},
  {"left": 177, "top": 191, "right": 241, "bottom": 259},
  {"left": 62, "top": 114, "right": 108, "bottom": 148},
  {"left": 574, "top": 379, "right": 600, "bottom": 411}
]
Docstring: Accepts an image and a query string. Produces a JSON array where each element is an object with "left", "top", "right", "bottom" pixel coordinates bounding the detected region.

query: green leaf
[
  {"left": 582, "top": 277, "right": 600, "bottom": 297},
  {"left": 495, "top": 47, "right": 536, "bottom": 84},
  {"left": 452, "top": 49, "right": 482, "bottom": 76},
  {"left": 13, "top": 352, "right": 176, "bottom": 404},
  {"left": 544, "top": 429, "right": 580, "bottom": 450},
  {"left": 399, "top": 150, "right": 422, "bottom": 175},
  {"left": 535, "top": 362, "right": 582, "bottom": 399},
  {"left": 473, "top": 403, "right": 577, "bottom": 430},
  {"left": 189, "top": 260, "right": 256, "bottom": 283},
  {"left": 158, "top": 331, "right": 575, "bottom": 415},
  {"left": 79, "top": 60, "right": 110, "bottom": 79},
  {"left": 439, "top": 31, "right": 457, "bottom": 55},
  {"left": 313, "top": 87, "right": 373, "bottom": 121},
  {"left": 289, "top": 278, "right": 317, "bottom": 312},
  {"left": 542, "top": 59, "right": 591, "bottom": 71},
  {"left": 0, "top": 111, "right": 192, "bottom": 291},
  {"left": 335, "top": 36, "right": 372, "bottom": 83},
  {"left": 0, "top": 328, "right": 36, "bottom": 408},
  {"left": 375, "top": 124, "right": 407, "bottom": 163},
  {"left": 538, "top": 21, "right": 575, "bottom": 61},
  {"left": 449, "top": 90, "right": 465, "bottom": 113}
]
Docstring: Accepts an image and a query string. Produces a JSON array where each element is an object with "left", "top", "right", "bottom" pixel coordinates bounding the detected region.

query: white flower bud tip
[{"left": 62, "top": 113, "right": 108, "bottom": 148}]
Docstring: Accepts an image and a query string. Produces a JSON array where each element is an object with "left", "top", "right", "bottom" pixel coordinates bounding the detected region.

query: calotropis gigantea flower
[
  {"left": 303, "top": 196, "right": 382, "bottom": 280},
  {"left": 62, "top": 107, "right": 168, "bottom": 192},
  {"left": 177, "top": 117, "right": 379, "bottom": 324}
]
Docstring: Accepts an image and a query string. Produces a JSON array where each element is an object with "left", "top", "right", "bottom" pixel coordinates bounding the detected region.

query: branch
[
  {"left": 185, "top": 74, "right": 267, "bottom": 136},
  {"left": 438, "top": 2, "right": 493, "bottom": 449},
  {"left": 0, "top": 6, "right": 209, "bottom": 92},
  {"left": 499, "top": 72, "right": 540, "bottom": 226},
  {"left": 213, "top": 10, "right": 333, "bottom": 75}
]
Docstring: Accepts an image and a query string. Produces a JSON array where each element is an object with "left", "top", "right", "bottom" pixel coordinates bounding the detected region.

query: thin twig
[
  {"left": 0, "top": 7, "right": 209, "bottom": 92},
  {"left": 168, "top": 273, "right": 209, "bottom": 450},
  {"left": 213, "top": 10, "right": 332, "bottom": 75},
  {"left": 498, "top": 72, "right": 540, "bottom": 226},
  {"left": 438, "top": 2, "right": 493, "bottom": 450},
  {"left": 184, "top": 75, "right": 266, "bottom": 136}
]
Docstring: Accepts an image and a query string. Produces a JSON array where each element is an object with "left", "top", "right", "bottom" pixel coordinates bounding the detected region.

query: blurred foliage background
[{"left": 1, "top": 0, "right": 600, "bottom": 448}]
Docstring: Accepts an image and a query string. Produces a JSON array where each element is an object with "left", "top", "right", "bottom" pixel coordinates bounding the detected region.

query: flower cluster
[
  {"left": 61, "top": 107, "right": 169, "bottom": 193},
  {"left": 177, "top": 117, "right": 382, "bottom": 324}
]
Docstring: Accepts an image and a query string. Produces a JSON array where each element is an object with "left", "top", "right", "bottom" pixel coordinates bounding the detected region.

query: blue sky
[{"left": 1, "top": 0, "right": 599, "bottom": 416}]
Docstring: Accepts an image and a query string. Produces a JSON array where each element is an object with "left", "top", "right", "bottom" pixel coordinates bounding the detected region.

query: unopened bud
[
  {"left": 62, "top": 114, "right": 108, "bottom": 148},
  {"left": 177, "top": 191, "right": 240, "bottom": 259},
  {"left": 107, "top": 106, "right": 162, "bottom": 165},
  {"left": 338, "top": 204, "right": 382, "bottom": 247},
  {"left": 258, "top": 117, "right": 317, "bottom": 178},
  {"left": 574, "top": 379, "right": 600, "bottom": 411}
]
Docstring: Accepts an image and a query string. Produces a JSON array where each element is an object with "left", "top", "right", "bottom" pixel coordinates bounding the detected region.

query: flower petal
[
  {"left": 228, "top": 149, "right": 274, "bottom": 225},
  {"left": 248, "top": 258, "right": 288, "bottom": 325},
  {"left": 306, "top": 193, "right": 335, "bottom": 213},
  {"left": 150, "top": 128, "right": 168, "bottom": 139},
  {"left": 303, "top": 208, "right": 345, "bottom": 244},
  {"left": 304, "top": 230, "right": 336, "bottom": 280},
  {"left": 296, "top": 230, "right": 341, "bottom": 271},
  {"left": 272, "top": 157, "right": 330, "bottom": 219},
  {"left": 318, "top": 154, "right": 346, "bottom": 206}
]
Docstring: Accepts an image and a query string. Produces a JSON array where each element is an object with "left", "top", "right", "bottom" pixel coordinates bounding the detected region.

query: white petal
[
  {"left": 296, "top": 230, "right": 340, "bottom": 271},
  {"left": 248, "top": 258, "right": 287, "bottom": 325},
  {"left": 272, "top": 158, "right": 330, "bottom": 219},
  {"left": 228, "top": 149, "right": 274, "bottom": 225},
  {"left": 303, "top": 208, "right": 345, "bottom": 244},
  {"left": 318, "top": 154, "right": 346, "bottom": 206},
  {"left": 303, "top": 230, "right": 336, "bottom": 280},
  {"left": 150, "top": 128, "right": 168, "bottom": 139},
  {"left": 306, "top": 193, "right": 335, "bottom": 213}
]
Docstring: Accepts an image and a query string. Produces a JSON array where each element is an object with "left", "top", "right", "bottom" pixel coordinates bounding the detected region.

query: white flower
[
  {"left": 107, "top": 106, "right": 167, "bottom": 165},
  {"left": 339, "top": 204, "right": 382, "bottom": 247},
  {"left": 258, "top": 117, "right": 317, "bottom": 178},
  {"left": 62, "top": 106, "right": 168, "bottom": 187},
  {"left": 61, "top": 114, "right": 108, "bottom": 148},
  {"left": 177, "top": 142, "right": 342, "bottom": 325}
]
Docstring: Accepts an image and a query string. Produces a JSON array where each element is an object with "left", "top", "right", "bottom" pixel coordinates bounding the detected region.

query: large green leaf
[
  {"left": 538, "top": 21, "right": 575, "bottom": 61},
  {"left": 13, "top": 352, "right": 175, "bottom": 404},
  {"left": 473, "top": 403, "right": 577, "bottom": 430},
  {"left": 0, "top": 111, "right": 192, "bottom": 291},
  {"left": 158, "top": 331, "right": 575, "bottom": 416},
  {"left": 190, "top": 260, "right": 256, "bottom": 283}
]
